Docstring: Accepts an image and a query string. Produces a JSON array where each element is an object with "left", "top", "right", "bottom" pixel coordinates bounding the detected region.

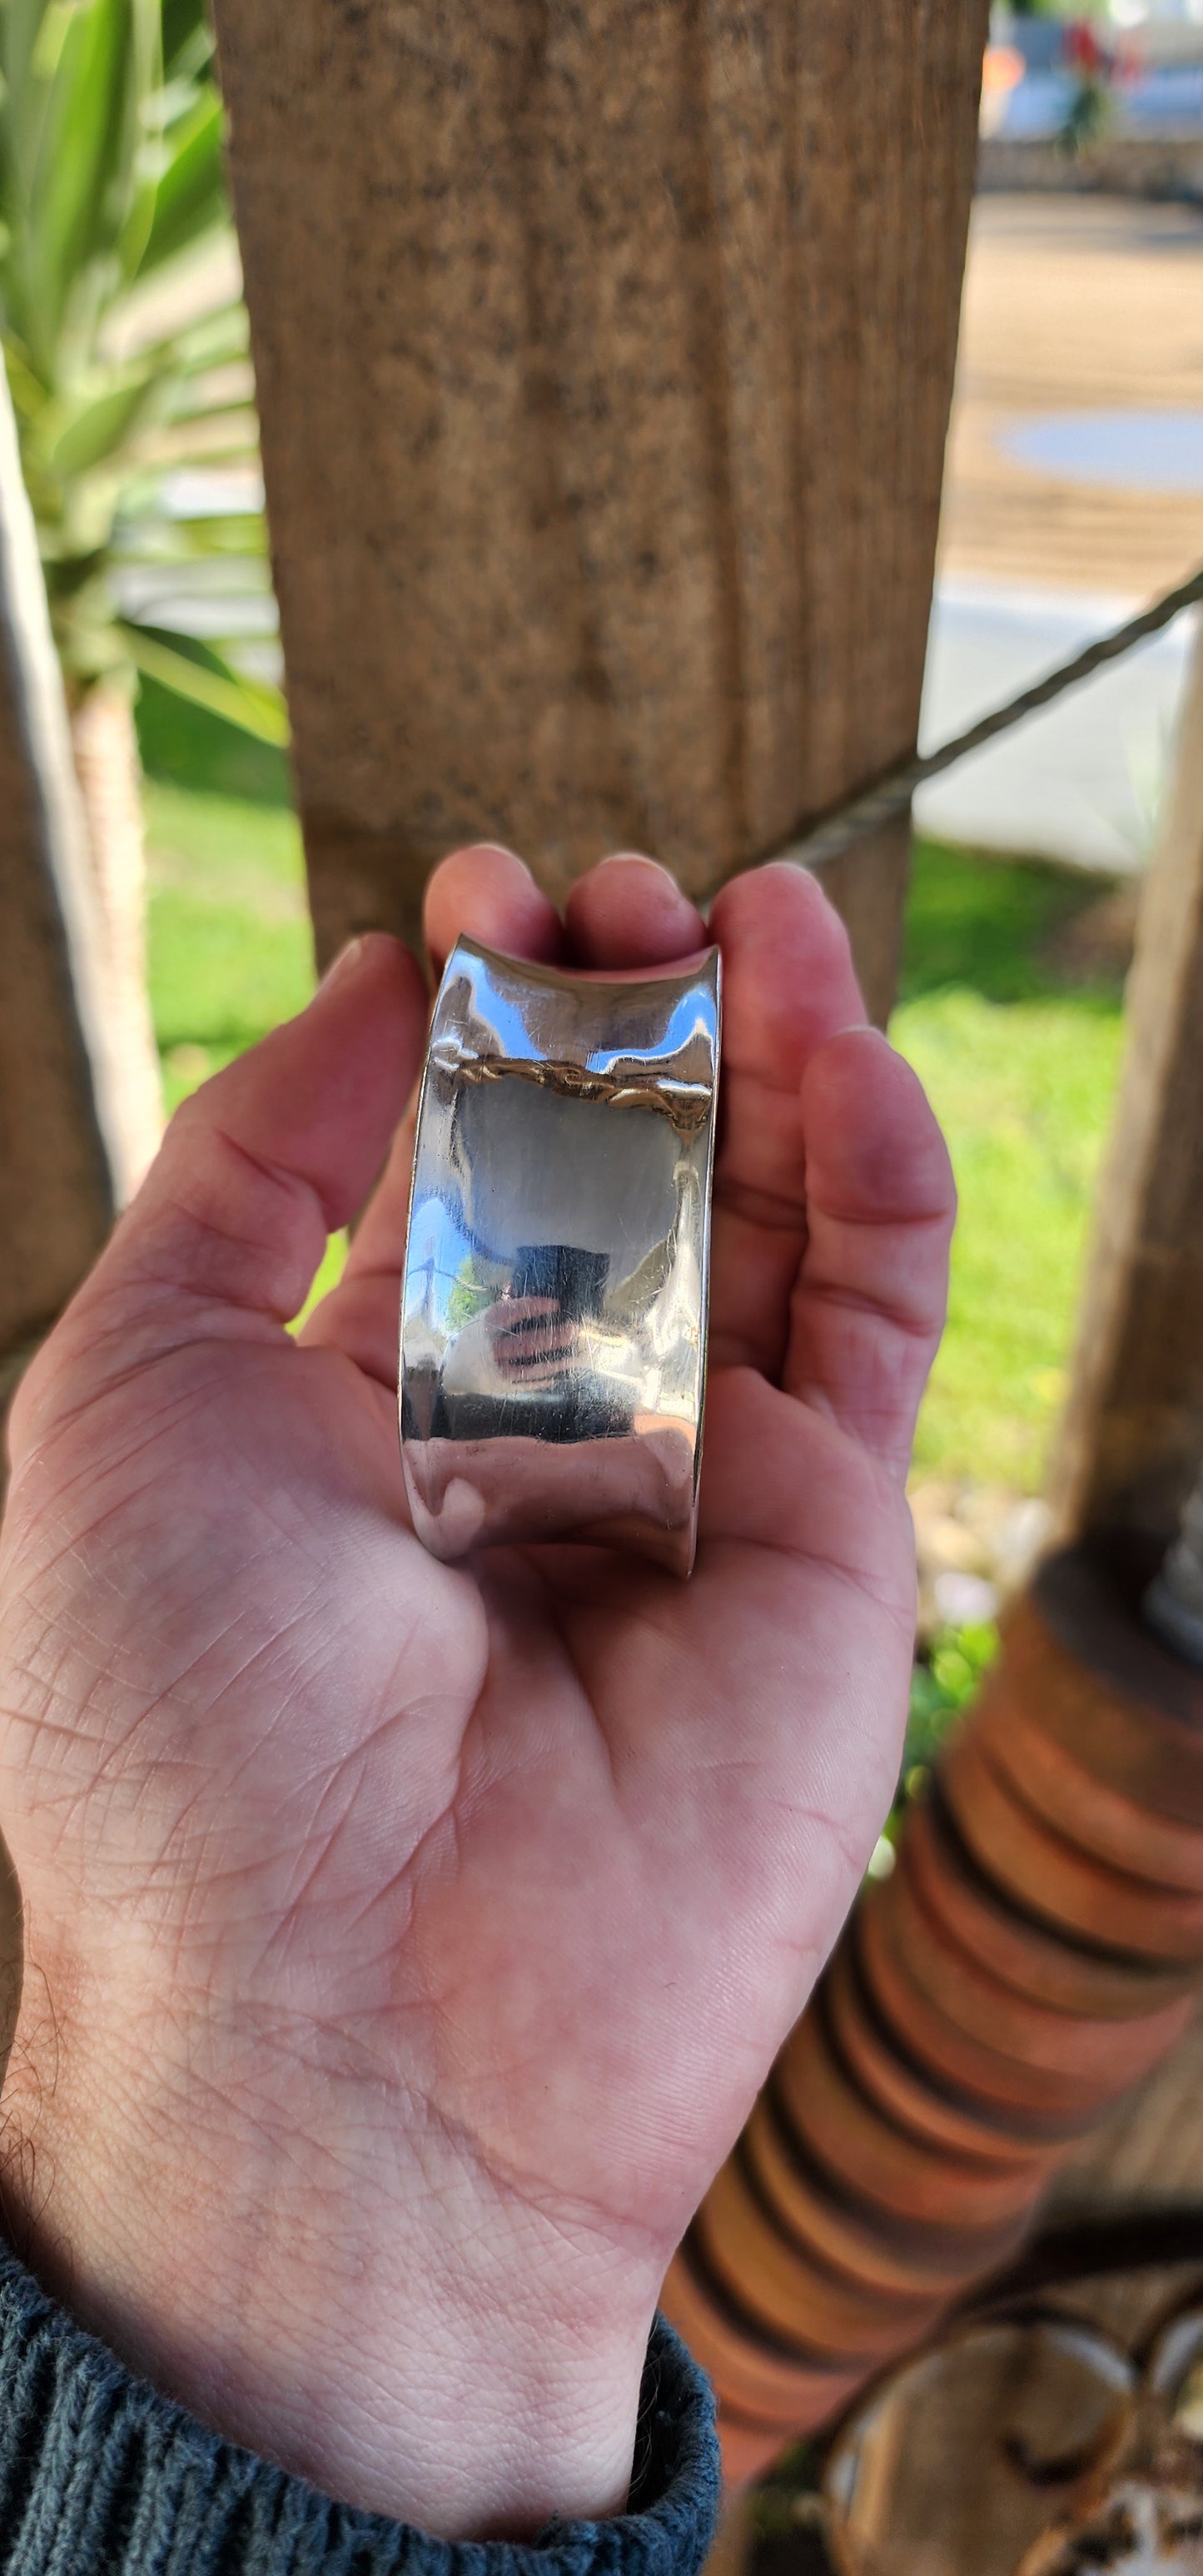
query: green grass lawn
[
  {"left": 147, "top": 779, "right": 311, "bottom": 1113},
  {"left": 895, "top": 853, "right": 1126, "bottom": 1493},
  {"left": 141, "top": 684, "right": 1130, "bottom": 1496}
]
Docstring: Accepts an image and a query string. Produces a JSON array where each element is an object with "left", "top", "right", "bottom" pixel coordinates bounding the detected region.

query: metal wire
[
  {"left": 2, "top": 569, "right": 1201, "bottom": 1392},
  {"left": 705, "top": 560, "right": 1203, "bottom": 897}
]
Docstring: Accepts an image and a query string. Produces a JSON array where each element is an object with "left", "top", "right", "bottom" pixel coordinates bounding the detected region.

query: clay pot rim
[
  {"left": 920, "top": 1781, "right": 1199, "bottom": 2004},
  {"left": 828, "top": 1941, "right": 1069, "bottom": 2164},
  {"left": 759, "top": 2071, "right": 1036, "bottom": 2272}
]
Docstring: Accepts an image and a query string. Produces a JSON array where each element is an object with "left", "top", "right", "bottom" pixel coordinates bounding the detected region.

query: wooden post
[
  {"left": 0, "top": 357, "right": 149, "bottom": 2087},
  {"left": 668, "top": 616, "right": 1203, "bottom": 2486},
  {"left": 0, "top": 364, "right": 137, "bottom": 1425},
  {"left": 1049, "top": 616, "right": 1203, "bottom": 1548},
  {"left": 1020, "top": 616, "right": 1203, "bottom": 2254},
  {"left": 212, "top": 0, "right": 987, "bottom": 1021}
]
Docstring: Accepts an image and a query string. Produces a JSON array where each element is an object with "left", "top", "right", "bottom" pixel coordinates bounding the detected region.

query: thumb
[{"left": 12, "top": 934, "right": 428, "bottom": 1439}]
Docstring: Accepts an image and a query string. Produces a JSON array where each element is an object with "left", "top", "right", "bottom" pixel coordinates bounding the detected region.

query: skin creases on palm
[{"left": 0, "top": 847, "right": 954, "bottom": 2534}]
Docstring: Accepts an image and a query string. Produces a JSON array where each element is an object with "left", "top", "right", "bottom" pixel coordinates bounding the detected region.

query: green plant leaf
[
  {"left": 166, "top": 299, "right": 249, "bottom": 371},
  {"left": 2, "top": 2, "right": 268, "bottom": 723},
  {"left": 2, "top": 3, "right": 68, "bottom": 237},
  {"left": 121, "top": 621, "right": 289, "bottom": 744},
  {"left": 42, "top": 360, "right": 158, "bottom": 475},
  {"left": 1, "top": 334, "right": 47, "bottom": 425},
  {"left": 112, "top": 0, "right": 163, "bottom": 276},
  {"left": 138, "top": 85, "right": 224, "bottom": 272},
  {"left": 29, "top": 2, "right": 75, "bottom": 86},
  {"left": 22, "top": 0, "right": 134, "bottom": 369},
  {"left": 112, "top": 514, "right": 268, "bottom": 561},
  {"left": 165, "top": 360, "right": 255, "bottom": 419},
  {"left": 160, "top": 0, "right": 211, "bottom": 82}
]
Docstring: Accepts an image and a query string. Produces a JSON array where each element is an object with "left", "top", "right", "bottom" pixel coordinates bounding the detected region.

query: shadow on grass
[{"left": 901, "top": 839, "right": 1131, "bottom": 1011}]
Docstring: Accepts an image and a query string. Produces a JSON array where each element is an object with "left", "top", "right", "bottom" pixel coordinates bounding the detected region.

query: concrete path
[
  {"left": 920, "top": 194, "right": 1203, "bottom": 872},
  {"left": 917, "top": 577, "right": 1195, "bottom": 874},
  {"left": 941, "top": 194, "right": 1203, "bottom": 596}
]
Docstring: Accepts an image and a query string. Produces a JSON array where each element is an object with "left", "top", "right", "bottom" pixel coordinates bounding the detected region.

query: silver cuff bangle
[{"left": 400, "top": 936, "right": 721, "bottom": 1577}]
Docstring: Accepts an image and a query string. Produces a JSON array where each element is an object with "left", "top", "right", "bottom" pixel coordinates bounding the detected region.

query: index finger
[
  {"left": 706, "top": 864, "right": 867, "bottom": 1380},
  {"left": 786, "top": 1027, "right": 956, "bottom": 1474}
]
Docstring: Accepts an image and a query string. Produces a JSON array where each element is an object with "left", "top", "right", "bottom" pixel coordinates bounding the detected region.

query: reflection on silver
[{"left": 400, "top": 936, "right": 721, "bottom": 1575}]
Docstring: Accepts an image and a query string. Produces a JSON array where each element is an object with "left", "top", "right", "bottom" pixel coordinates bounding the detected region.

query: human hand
[
  {"left": 0, "top": 849, "right": 954, "bottom": 2537},
  {"left": 455, "top": 1293, "right": 578, "bottom": 1389}
]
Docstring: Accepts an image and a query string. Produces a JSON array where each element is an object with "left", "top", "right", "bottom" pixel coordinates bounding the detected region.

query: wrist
[{"left": 2, "top": 1980, "right": 659, "bottom": 2537}]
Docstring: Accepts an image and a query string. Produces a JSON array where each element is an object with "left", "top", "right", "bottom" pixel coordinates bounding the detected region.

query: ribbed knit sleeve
[{"left": 0, "top": 2243, "right": 719, "bottom": 2576}]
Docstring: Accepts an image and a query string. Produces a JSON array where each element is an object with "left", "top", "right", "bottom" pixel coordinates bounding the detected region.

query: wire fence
[{"left": 702, "top": 560, "right": 1203, "bottom": 898}]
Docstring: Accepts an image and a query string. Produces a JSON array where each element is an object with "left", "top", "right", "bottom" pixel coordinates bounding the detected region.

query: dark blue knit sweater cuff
[{"left": 0, "top": 2240, "right": 719, "bottom": 2576}]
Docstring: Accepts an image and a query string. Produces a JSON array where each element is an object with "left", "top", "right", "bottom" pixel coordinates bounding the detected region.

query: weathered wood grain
[
  {"left": 1049, "top": 620, "right": 1203, "bottom": 1547},
  {"left": 1046, "top": 2005, "right": 1203, "bottom": 2222},
  {"left": 212, "top": 0, "right": 987, "bottom": 1017},
  {"left": 1032, "top": 2004, "right": 1203, "bottom": 2365}
]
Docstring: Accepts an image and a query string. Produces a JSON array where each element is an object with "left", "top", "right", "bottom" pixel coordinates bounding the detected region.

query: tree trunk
[
  {"left": 68, "top": 686, "right": 163, "bottom": 1190},
  {"left": 0, "top": 353, "right": 138, "bottom": 1401}
]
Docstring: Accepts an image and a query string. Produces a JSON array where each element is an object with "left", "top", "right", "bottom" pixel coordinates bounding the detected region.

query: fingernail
[
  {"left": 318, "top": 935, "right": 366, "bottom": 992},
  {"left": 602, "top": 853, "right": 678, "bottom": 883}
]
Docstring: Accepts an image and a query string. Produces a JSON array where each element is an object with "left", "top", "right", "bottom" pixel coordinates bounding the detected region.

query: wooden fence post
[
  {"left": 1048, "top": 614, "right": 1203, "bottom": 1549},
  {"left": 662, "top": 612, "right": 1203, "bottom": 2490},
  {"left": 1017, "top": 614, "right": 1203, "bottom": 2245},
  {"left": 211, "top": 0, "right": 987, "bottom": 1022}
]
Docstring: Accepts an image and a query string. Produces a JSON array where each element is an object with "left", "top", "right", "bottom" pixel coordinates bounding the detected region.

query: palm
[{"left": 0, "top": 848, "right": 952, "bottom": 2524}]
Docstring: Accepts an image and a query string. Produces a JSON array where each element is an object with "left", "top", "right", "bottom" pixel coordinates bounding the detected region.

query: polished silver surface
[{"left": 400, "top": 935, "right": 721, "bottom": 1575}]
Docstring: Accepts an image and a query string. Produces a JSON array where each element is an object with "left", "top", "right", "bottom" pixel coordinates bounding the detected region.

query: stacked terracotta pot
[{"left": 662, "top": 1539, "right": 1203, "bottom": 2484}]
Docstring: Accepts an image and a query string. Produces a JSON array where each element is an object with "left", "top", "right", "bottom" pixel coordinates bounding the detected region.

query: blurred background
[
  {"left": 10, "top": 7, "right": 1203, "bottom": 2537},
  {"left": 2, "top": 0, "right": 1201, "bottom": 1826}
]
